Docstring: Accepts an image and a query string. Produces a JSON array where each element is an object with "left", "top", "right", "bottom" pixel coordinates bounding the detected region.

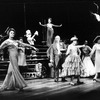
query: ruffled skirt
[{"left": 61, "top": 55, "right": 83, "bottom": 77}]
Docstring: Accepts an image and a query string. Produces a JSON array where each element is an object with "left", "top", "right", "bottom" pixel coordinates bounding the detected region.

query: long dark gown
[{"left": 0, "top": 39, "right": 27, "bottom": 91}]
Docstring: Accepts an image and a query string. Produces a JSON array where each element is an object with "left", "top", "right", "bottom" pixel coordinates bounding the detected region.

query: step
[
  {"left": 27, "top": 63, "right": 36, "bottom": 66},
  {"left": 38, "top": 49, "right": 48, "bottom": 52},
  {"left": 34, "top": 45, "right": 48, "bottom": 48},
  {"left": 26, "top": 55, "right": 47, "bottom": 59},
  {"left": 26, "top": 58, "right": 48, "bottom": 62},
  {"left": 0, "top": 61, "right": 9, "bottom": 64},
  {"left": 0, "top": 69, "right": 7, "bottom": 71}
]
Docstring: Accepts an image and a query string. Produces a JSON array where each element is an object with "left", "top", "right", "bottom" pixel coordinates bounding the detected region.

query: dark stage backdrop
[{"left": 0, "top": 0, "right": 100, "bottom": 46}]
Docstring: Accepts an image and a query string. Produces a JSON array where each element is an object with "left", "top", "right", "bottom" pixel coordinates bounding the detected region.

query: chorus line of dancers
[{"left": 47, "top": 35, "right": 100, "bottom": 85}]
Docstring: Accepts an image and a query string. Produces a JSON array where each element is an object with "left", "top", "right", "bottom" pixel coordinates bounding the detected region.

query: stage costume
[
  {"left": 91, "top": 44, "right": 100, "bottom": 73},
  {"left": 46, "top": 24, "right": 54, "bottom": 47},
  {"left": 62, "top": 43, "right": 83, "bottom": 77},
  {"left": 18, "top": 46, "right": 27, "bottom": 66},
  {"left": 0, "top": 39, "right": 27, "bottom": 91},
  {"left": 49, "top": 43, "right": 61, "bottom": 81},
  {"left": 47, "top": 36, "right": 61, "bottom": 82},
  {"left": 82, "top": 45, "right": 95, "bottom": 77}
]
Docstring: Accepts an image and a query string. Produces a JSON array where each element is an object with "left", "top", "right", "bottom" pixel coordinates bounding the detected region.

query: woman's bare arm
[{"left": 39, "top": 22, "right": 47, "bottom": 27}]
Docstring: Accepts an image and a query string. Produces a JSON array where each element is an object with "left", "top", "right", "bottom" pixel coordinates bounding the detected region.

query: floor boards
[{"left": 0, "top": 78, "right": 100, "bottom": 100}]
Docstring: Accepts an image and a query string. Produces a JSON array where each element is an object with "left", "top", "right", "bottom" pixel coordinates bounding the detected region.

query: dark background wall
[{"left": 0, "top": 0, "right": 100, "bottom": 46}]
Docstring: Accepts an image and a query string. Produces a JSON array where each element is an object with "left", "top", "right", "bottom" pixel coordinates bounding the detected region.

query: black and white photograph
[{"left": 0, "top": 0, "right": 100, "bottom": 100}]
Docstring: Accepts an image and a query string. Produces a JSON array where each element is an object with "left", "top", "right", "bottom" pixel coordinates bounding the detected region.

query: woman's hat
[
  {"left": 70, "top": 36, "right": 78, "bottom": 41},
  {"left": 93, "top": 35, "right": 100, "bottom": 43}
]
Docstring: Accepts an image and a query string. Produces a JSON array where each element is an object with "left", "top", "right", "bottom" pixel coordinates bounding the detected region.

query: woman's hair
[
  {"left": 7, "top": 28, "right": 16, "bottom": 35},
  {"left": 48, "top": 18, "right": 52, "bottom": 21},
  {"left": 53, "top": 35, "right": 60, "bottom": 44}
]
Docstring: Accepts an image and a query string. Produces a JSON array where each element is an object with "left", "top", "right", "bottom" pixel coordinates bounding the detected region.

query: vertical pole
[
  {"left": 24, "top": 2, "right": 26, "bottom": 32},
  {"left": 42, "top": 19, "right": 47, "bottom": 45}
]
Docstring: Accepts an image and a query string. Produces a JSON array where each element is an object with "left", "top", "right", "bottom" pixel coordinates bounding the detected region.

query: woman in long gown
[
  {"left": 39, "top": 18, "right": 62, "bottom": 47},
  {"left": 90, "top": 36, "right": 100, "bottom": 81},
  {"left": 61, "top": 36, "right": 84, "bottom": 85},
  {"left": 0, "top": 28, "right": 37, "bottom": 91},
  {"left": 81, "top": 40, "right": 95, "bottom": 77}
]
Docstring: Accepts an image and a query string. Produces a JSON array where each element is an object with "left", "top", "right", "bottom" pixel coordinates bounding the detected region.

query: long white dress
[
  {"left": 0, "top": 39, "right": 27, "bottom": 91},
  {"left": 91, "top": 43, "right": 100, "bottom": 73},
  {"left": 82, "top": 45, "right": 95, "bottom": 77}
]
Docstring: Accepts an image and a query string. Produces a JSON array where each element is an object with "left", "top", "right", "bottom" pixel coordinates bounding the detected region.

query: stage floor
[{"left": 0, "top": 78, "right": 100, "bottom": 100}]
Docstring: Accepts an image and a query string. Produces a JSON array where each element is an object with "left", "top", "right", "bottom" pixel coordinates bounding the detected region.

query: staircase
[{"left": 0, "top": 44, "right": 49, "bottom": 79}]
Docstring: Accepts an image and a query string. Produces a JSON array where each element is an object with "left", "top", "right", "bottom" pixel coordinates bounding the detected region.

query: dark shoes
[
  {"left": 76, "top": 81, "right": 84, "bottom": 85},
  {"left": 69, "top": 81, "right": 84, "bottom": 86},
  {"left": 54, "top": 79, "right": 58, "bottom": 82},
  {"left": 61, "top": 77, "right": 67, "bottom": 82}
]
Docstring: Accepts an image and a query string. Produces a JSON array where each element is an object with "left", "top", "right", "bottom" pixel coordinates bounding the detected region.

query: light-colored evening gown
[
  {"left": 0, "top": 39, "right": 27, "bottom": 91},
  {"left": 82, "top": 46, "right": 95, "bottom": 77},
  {"left": 91, "top": 43, "right": 100, "bottom": 73}
]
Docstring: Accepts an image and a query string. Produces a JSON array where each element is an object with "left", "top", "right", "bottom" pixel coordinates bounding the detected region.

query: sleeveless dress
[{"left": 0, "top": 39, "right": 27, "bottom": 91}]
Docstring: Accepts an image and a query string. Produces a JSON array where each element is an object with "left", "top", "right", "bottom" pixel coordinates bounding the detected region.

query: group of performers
[
  {"left": 47, "top": 35, "right": 100, "bottom": 85},
  {"left": 0, "top": 17, "right": 63, "bottom": 92},
  {"left": 0, "top": 28, "right": 37, "bottom": 91},
  {"left": 0, "top": 13, "right": 100, "bottom": 92}
]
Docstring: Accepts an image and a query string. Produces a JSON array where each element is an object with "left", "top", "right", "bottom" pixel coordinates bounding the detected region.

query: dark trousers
[{"left": 54, "top": 67, "right": 59, "bottom": 81}]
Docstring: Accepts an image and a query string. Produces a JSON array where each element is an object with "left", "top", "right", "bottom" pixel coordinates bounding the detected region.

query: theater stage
[{"left": 0, "top": 78, "right": 100, "bottom": 100}]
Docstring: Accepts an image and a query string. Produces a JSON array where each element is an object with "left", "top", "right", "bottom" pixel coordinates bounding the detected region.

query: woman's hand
[
  {"left": 82, "top": 45, "right": 85, "bottom": 47},
  {"left": 39, "top": 22, "right": 41, "bottom": 25},
  {"left": 60, "top": 24, "right": 62, "bottom": 27},
  {"left": 35, "top": 48, "right": 39, "bottom": 51},
  {"left": 31, "top": 46, "right": 39, "bottom": 51}
]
